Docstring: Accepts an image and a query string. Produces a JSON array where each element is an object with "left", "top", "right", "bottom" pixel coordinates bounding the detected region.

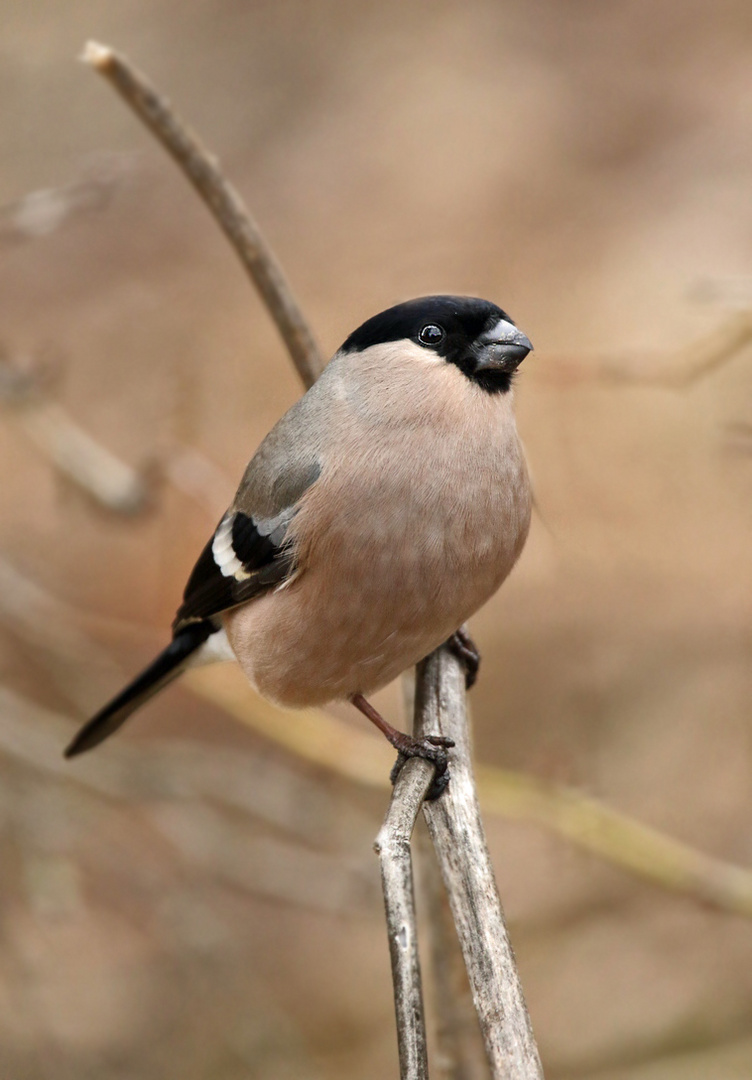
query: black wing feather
[{"left": 172, "top": 510, "right": 294, "bottom": 632}]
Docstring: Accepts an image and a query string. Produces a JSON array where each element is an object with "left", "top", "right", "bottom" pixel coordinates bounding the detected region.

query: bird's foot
[
  {"left": 447, "top": 627, "right": 481, "bottom": 689},
  {"left": 350, "top": 693, "right": 454, "bottom": 800},
  {"left": 388, "top": 733, "right": 455, "bottom": 800}
]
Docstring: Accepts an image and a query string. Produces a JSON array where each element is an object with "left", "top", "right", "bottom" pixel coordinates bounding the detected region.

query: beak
[{"left": 474, "top": 319, "right": 533, "bottom": 374}]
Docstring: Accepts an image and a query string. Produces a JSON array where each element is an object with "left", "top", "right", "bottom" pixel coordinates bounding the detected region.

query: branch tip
[{"left": 81, "top": 40, "right": 113, "bottom": 68}]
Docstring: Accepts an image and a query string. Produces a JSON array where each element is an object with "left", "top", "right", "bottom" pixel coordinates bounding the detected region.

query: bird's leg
[
  {"left": 349, "top": 693, "right": 454, "bottom": 800},
  {"left": 447, "top": 627, "right": 481, "bottom": 689}
]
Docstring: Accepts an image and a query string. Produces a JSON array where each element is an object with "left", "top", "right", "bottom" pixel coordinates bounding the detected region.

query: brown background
[{"left": 1, "top": 1, "right": 752, "bottom": 1077}]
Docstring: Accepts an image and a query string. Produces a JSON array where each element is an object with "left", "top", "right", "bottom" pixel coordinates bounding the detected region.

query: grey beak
[{"left": 475, "top": 319, "right": 533, "bottom": 374}]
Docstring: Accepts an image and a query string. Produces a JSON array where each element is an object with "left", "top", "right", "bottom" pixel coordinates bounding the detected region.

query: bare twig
[
  {"left": 0, "top": 554, "right": 130, "bottom": 712},
  {"left": 187, "top": 663, "right": 752, "bottom": 921},
  {"left": 83, "top": 41, "right": 323, "bottom": 389},
  {"left": 0, "top": 343, "right": 239, "bottom": 515},
  {"left": 0, "top": 683, "right": 374, "bottom": 852},
  {"left": 417, "top": 646, "right": 544, "bottom": 1079},
  {"left": 375, "top": 760, "right": 435, "bottom": 1079},
  {"left": 474, "top": 762, "right": 752, "bottom": 918}
]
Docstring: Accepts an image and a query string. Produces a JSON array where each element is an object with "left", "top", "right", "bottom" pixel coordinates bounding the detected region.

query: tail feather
[{"left": 64, "top": 622, "right": 212, "bottom": 758}]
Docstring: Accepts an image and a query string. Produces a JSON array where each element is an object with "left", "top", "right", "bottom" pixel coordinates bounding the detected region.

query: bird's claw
[
  {"left": 447, "top": 628, "right": 481, "bottom": 689},
  {"left": 389, "top": 733, "right": 455, "bottom": 800},
  {"left": 425, "top": 734, "right": 455, "bottom": 749}
]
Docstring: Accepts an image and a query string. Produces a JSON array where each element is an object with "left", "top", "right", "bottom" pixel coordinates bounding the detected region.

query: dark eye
[{"left": 418, "top": 323, "right": 445, "bottom": 347}]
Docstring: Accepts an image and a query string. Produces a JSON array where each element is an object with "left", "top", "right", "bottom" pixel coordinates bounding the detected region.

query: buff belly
[{"left": 223, "top": 486, "right": 529, "bottom": 707}]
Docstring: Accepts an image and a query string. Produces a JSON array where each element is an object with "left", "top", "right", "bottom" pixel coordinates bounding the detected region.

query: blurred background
[{"left": 2, "top": 1, "right": 752, "bottom": 1077}]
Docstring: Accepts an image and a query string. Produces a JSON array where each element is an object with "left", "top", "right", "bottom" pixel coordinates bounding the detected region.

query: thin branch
[
  {"left": 375, "top": 759, "right": 435, "bottom": 1079},
  {"left": 416, "top": 646, "right": 543, "bottom": 1079},
  {"left": 83, "top": 41, "right": 324, "bottom": 389},
  {"left": 475, "top": 763, "right": 752, "bottom": 918},
  {"left": 406, "top": 673, "right": 487, "bottom": 1080},
  {"left": 1, "top": 349, "right": 239, "bottom": 515},
  {"left": 416, "top": 821, "right": 488, "bottom": 1080},
  {"left": 9, "top": 550, "right": 748, "bottom": 928}
]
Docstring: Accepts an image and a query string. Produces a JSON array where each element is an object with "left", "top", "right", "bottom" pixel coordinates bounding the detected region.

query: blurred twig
[
  {"left": 152, "top": 801, "right": 377, "bottom": 915},
  {"left": 0, "top": 152, "right": 134, "bottom": 246},
  {"left": 10, "top": 399, "right": 151, "bottom": 513},
  {"left": 161, "top": 442, "right": 235, "bottom": 516},
  {"left": 0, "top": 346, "right": 151, "bottom": 514},
  {"left": 0, "top": 554, "right": 128, "bottom": 711},
  {"left": 83, "top": 41, "right": 323, "bottom": 390},
  {"left": 593, "top": 309, "right": 752, "bottom": 387},
  {"left": 725, "top": 420, "right": 752, "bottom": 455},
  {"left": 1, "top": 686, "right": 378, "bottom": 915},
  {"left": 0, "top": 345, "right": 243, "bottom": 516}
]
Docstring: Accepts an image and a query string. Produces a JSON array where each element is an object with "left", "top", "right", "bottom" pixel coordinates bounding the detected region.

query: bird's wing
[{"left": 172, "top": 456, "right": 321, "bottom": 632}]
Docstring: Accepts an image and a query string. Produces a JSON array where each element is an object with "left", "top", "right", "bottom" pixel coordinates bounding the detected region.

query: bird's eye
[{"left": 418, "top": 324, "right": 445, "bottom": 347}]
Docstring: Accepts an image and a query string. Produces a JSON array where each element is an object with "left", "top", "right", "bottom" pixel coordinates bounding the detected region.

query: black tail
[{"left": 64, "top": 622, "right": 213, "bottom": 758}]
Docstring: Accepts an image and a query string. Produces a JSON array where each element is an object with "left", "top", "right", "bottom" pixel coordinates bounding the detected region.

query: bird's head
[{"left": 340, "top": 295, "right": 532, "bottom": 394}]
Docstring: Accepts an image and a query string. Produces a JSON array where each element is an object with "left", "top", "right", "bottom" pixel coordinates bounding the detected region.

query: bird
[{"left": 64, "top": 295, "right": 533, "bottom": 793}]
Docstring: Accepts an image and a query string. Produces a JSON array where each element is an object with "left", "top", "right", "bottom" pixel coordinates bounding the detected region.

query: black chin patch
[
  {"left": 447, "top": 351, "right": 514, "bottom": 394},
  {"left": 468, "top": 369, "right": 514, "bottom": 394}
]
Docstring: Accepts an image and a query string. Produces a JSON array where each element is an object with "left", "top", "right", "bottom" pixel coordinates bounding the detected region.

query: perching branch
[
  {"left": 417, "top": 645, "right": 544, "bottom": 1079},
  {"left": 415, "top": 821, "right": 488, "bottom": 1080}
]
